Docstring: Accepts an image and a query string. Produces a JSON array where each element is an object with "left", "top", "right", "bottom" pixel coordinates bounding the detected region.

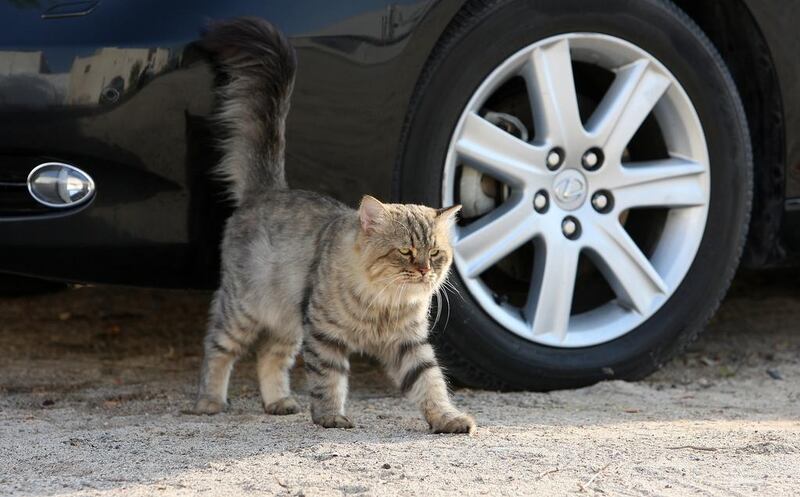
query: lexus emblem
[{"left": 551, "top": 169, "right": 588, "bottom": 210}]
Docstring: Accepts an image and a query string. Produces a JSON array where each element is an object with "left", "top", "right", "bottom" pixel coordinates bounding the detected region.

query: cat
[{"left": 194, "top": 17, "right": 475, "bottom": 435}]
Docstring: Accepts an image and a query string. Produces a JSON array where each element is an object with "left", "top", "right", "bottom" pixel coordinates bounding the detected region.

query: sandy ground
[{"left": 0, "top": 270, "right": 798, "bottom": 497}]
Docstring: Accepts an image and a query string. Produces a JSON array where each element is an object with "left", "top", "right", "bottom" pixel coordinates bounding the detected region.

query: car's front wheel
[{"left": 398, "top": 0, "right": 752, "bottom": 389}]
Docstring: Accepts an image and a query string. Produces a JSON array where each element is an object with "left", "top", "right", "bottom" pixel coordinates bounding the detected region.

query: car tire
[{"left": 397, "top": 0, "right": 752, "bottom": 390}]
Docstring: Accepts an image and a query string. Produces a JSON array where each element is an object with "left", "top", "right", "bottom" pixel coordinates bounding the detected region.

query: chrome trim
[{"left": 27, "top": 162, "right": 96, "bottom": 209}]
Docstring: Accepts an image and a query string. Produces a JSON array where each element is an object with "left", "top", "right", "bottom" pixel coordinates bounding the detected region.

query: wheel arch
[{"left": 673, "top": 0, "right": 786, "bottom": 267}]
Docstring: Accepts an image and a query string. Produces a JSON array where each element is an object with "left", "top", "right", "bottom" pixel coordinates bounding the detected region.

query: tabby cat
[{"left": 194, "top": 18, "right": 475, "bottom": 434}]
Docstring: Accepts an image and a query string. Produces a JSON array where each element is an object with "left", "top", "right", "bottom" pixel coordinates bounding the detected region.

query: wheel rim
[{"left": 442, "top": 33, "right": 710, "bottom": 348}]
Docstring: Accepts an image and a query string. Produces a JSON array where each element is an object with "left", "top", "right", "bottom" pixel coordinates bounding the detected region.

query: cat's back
[
  {"left": 259, "top": 189, "right": 350, "bottom": 229},
  {"left": 225, "top": 189, "right": 352, "bottom": 252}
]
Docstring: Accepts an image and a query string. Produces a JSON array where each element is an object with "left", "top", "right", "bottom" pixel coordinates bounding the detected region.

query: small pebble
[
  {"left": 766, "top": 368, "right": 783, "bottom": 380},
  {"left": 700, "top": 356, "right": 717, "bottom": 366},
  {"left": 382, "top": 463, "right": 391, "bottom": 470}
]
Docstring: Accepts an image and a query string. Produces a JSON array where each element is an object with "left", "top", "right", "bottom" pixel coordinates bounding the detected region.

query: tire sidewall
[{"left": 398, "top": 0, "right": 751, "bottom": 388}]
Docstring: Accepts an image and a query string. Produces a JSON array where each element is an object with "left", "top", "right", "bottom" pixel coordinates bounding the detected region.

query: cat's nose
[{"left": 417, "top": 265, "right": 431, "bottom": 276}]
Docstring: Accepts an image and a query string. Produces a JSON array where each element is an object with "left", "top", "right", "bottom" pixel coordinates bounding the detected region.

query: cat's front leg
[
  {"left": 303, "top": 328, "right": 353, "bottom": 428},
  {"left": 385, "top": 338, "right": 476, "bottom": 434}
]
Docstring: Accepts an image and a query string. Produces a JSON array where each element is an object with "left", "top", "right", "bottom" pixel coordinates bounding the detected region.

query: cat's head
[{"left": 355, "top": 195, "right": 460, "bottom": 300}]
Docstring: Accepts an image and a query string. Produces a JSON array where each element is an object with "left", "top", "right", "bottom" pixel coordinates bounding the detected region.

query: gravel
[{"left": 1, "top": 270, "right": 798, "bottom": 496}]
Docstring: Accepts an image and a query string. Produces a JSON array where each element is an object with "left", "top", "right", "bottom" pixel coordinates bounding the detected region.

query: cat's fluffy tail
[{"left": 201, "top": 17, "right": 297, "bottom": 203}]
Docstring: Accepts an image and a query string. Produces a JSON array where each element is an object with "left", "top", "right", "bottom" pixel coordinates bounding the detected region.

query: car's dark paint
[
  {"left": 0, "top": 0, "right": 462, "bottom": 287},
  {"left": 671, "top": 0, "right": 787, "bottom": 266},
  {"left": 0, "top": 0, "right": 799, "bottom": 287},
  {"left": 742, "top": 1, "right": 800, "bottom": 198},
  {"left": 740, "top": 0, "right": 800, "bottom": 259}
]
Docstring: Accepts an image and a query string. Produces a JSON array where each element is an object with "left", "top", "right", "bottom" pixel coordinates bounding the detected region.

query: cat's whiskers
[
  {"left": 431, "top": 287, "right": 444, "bottom": 331},
  {"left": 441, "top": 277, "right": 464, "bottom": 302},
  {"left": 441, "top": 283, "right": 452, "bottom": 331}
]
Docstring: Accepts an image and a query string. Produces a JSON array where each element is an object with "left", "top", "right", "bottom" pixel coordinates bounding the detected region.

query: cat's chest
[{"left": 347, "top": 305, "right": 426, "bottom": 348}]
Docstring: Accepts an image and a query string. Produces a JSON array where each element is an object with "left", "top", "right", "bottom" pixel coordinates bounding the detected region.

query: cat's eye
[
  {"left": 430, "top": 249, "right": 440, "bottom": 257},
  {"left": 398, "top": 248, "right": 412, "bottom": 256}
]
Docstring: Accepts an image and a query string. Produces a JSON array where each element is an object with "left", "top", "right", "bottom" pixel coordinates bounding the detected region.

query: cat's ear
[
  {"left": 436, "top": 204, "right": 462, "bottom": 225},
  {"left": 359, "top": 195, "right": 386, "bottom": 234}
]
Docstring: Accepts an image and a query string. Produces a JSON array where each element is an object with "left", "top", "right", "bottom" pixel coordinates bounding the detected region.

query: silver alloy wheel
[{"left": 442, "top": 33, "right": 710, "bottom": 348}]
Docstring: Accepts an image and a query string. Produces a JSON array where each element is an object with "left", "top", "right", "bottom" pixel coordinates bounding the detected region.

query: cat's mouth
[{"left": 403, "top": 276, "right": 435, "bottom": 286}]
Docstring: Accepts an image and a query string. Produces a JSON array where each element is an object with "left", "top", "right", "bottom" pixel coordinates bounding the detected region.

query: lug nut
[
  {"left": 581, "top": 147, "right": 604, "bottom": 171},
  {"left": 533, "top": 191, "right": 549, "bottom": 213},
  {"left": 546, "top": 147, "right": 564, "bottom": 170},
  {"left": 547, "top": 151, "right": 560, "bottom": 167},
  {"left": 562, "top": 219, "right": 576, "bottom": 236},
  {"left": 561, "top": 216, "right": 581, "bottom": 240},
  {"left": 591, "top": 191, "right": 613, "bottom": 213},
  {"left": 592, "top": 193, "right": 607, "bottom": 210}
]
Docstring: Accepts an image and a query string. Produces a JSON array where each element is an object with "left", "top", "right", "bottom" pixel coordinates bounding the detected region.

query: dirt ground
[{"left": 0, "top": 270, "right": 798, "bottom": 497}]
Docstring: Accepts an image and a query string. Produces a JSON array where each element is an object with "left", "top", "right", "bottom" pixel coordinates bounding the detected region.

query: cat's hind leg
[
  {"left": 256, "top": 331, "right": 302, "bottom": 415},
  {"left": 195, "top": 292, "right": 259, "bottom": 414}
]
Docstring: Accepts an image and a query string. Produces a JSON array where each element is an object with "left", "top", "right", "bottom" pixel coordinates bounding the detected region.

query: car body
[
  {"left": 0, "top": 0, "right": 462, "bottom": 287},
  {"left": 1, "top": 0, "right": 799, "bottom": 389},
  {"left": 2, "top": 0, "right": 798, "bottom": 287}
]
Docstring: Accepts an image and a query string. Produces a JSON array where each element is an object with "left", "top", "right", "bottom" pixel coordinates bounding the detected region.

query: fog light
[{"left": 27, "top": 162, "right": 95, "bottom": 208}]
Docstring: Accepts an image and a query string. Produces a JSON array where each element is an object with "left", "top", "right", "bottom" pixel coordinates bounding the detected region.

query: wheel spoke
[
  {"left": 608, "top": 158, "right": 706, "bottom": 210},
  {"left": 526, "top": 237, "right": 580, "bottom": 341},
  {"left": 522, "top": 38, "right": 583, "bottom": 147},
  {"left": 455, "top": 112, "right": 545, "bottom": 186},
  {"left": 585, "top": 59, "right": 671, "bottom": 158},
  {"left": 454, "top": 195, "right": 537, "bottom": 279},
  {"left": 587, "top": 222, "right": 668, "bottom": 315}
]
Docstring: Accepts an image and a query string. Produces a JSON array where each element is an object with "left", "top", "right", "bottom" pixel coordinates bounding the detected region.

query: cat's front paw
[
  {"left": 192, "top": 397, "right": 228, "bottom": 415},
  {"left": 313, "top": 414, "right": 354, "bottom": 429},
  {"left": 431, "top": 413, "right": 476, "bottom": 435},
  {"left": 264, "top": 397, "right": 301, "bottom": 415}
]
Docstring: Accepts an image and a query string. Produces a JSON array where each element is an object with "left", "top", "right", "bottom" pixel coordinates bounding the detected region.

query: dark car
[{"left": 1, "top": 0, "right": 797, "bottom": 390}]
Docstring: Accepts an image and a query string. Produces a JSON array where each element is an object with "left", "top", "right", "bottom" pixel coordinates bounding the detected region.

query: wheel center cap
[{"left": 552, "top": 169, "right": 588, "bottom": 211}]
